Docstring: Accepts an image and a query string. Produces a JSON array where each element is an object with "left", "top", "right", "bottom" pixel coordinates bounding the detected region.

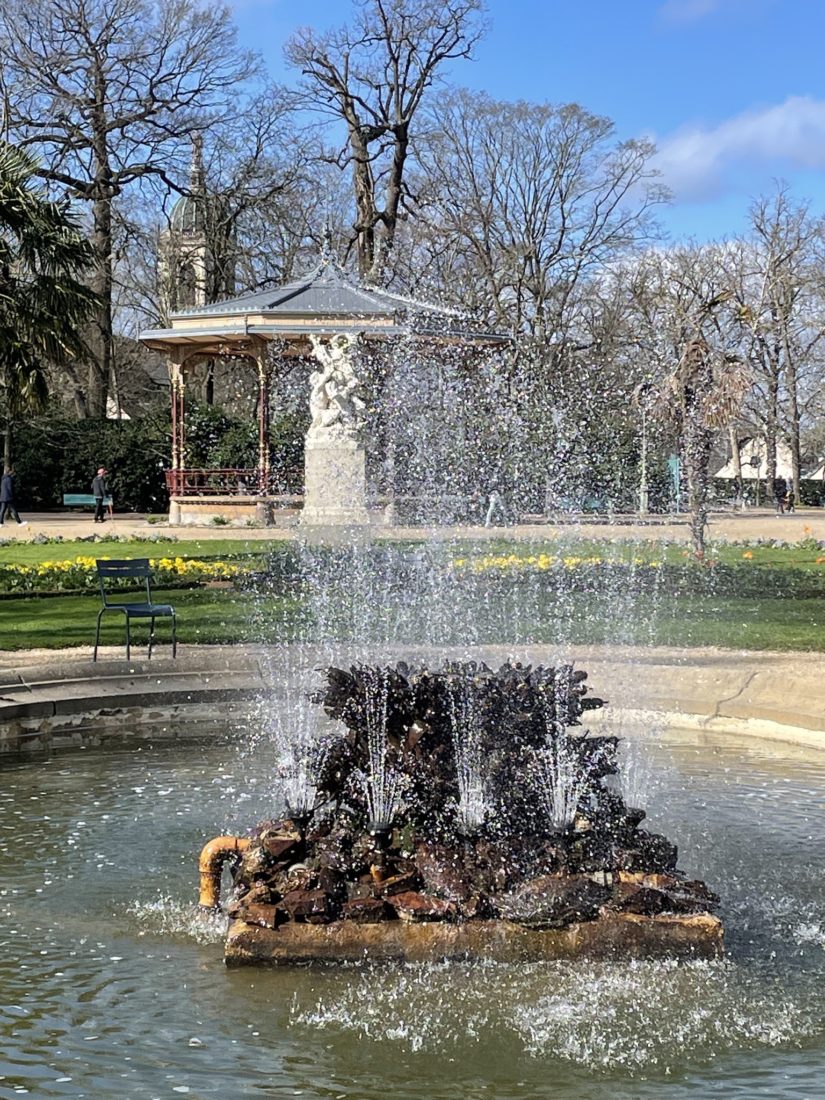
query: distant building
[
  {"left": 158, "top": 136, "right": 235, "bottom": 317},
  {"left": 714, "top": 437, "right": 794, "bottom": 480}
]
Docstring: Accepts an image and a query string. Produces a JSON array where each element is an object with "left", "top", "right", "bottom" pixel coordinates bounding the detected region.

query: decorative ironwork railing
[{"left": 165, "top": 468, "right": 303, "bottom": 497}]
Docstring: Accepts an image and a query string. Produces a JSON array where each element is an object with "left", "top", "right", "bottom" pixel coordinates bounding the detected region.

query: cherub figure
[{"left": 308, "top": 334, "right": 366, "bottom": 439}]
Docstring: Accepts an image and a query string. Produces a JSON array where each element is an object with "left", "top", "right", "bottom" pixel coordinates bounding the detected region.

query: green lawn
[
  {"left": 0, "top": 588, "right": 304, "bottom": 651},
  {"left": 3, "top": 531, "right": 825, "bottom": 569},
  {"left": 467, "top": 534, "right": 825, "bottom": 570},
  {"left": 0, "top": 533, "right": 823, "bottom": 653},
  {"left": 0, "top": 585, "right": 822, "bottom": 653}
]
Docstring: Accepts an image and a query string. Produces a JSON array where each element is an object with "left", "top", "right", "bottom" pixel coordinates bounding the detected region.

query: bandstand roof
[{"left": 139, "top": 260, "right": 507, "bottom": 358}]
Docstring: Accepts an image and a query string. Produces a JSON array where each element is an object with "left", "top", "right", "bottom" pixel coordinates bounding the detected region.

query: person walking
[
  {"left": 92, "top": 466, "right": 109, "bottom": 523},
  {"left": 0, "top": 466, "right": 28, "bottom": 526},
  {"left": 484, "top": 476, "right": 512, "bottom": 527},
  {"left": 773, "top": 476, "right": 788, "bottom": 515}
]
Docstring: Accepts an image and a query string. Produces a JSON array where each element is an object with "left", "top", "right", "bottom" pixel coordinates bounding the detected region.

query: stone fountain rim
[{"left": 0, "top": 643, "right": 823, "bottom": 755}]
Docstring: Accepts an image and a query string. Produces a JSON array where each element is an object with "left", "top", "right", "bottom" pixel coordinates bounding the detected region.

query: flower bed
[
  {"left": 451, "top": 552, "right": 663, "bottom": 574},
  {"left": 449, "top": 551, "right": 825, "bottom": 598},
  {"left": 0, "top": 555, "right": 245, "bottom": 594}
]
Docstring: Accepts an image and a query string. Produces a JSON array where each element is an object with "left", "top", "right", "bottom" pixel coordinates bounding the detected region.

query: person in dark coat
[
  {"left": 773, "top": 476, "right": 788, "bottom": 515},
  {"left": 0, "top": 466, "right": 28, "bottom": 526},
  {"left": 92, "top": 466, "right": 109, "bottom": 523}
]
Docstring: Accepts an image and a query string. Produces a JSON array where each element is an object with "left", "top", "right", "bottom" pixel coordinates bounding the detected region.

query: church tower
[{"left": 159, "top": 136, "right": 213, "bottom": 317}]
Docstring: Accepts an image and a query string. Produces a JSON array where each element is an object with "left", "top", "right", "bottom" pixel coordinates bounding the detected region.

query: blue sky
[{"left": 232, "top": 0, "right": 825, "bottom": 241}]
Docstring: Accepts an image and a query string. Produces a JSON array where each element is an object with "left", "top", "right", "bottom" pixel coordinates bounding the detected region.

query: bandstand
[{"left": 140, "top": 260, "right": 506, "bottom": 526}]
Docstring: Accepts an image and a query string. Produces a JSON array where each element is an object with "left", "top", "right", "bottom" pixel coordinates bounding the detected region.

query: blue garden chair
[{"left": 94, "top": 559, "right": 177, "bottom": 661}]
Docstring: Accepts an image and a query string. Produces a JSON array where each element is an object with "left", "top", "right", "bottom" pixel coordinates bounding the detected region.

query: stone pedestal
[
  {"left": 224, "top": 912, "right": 724, "bottom": 966},
  {"left": 301, "top": 435, "right": 371, "bottom": 526}
]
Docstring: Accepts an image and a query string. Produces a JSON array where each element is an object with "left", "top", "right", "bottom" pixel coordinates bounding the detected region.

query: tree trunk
[
  {"left": 345, "top": 120, "right": 378, "bottom": 281},
  {"left": 681, "top": 337, "right": 714, "bottom": 558},
  {"left": 765, "top": 370, "right": 778, "bottom": 507},
  {"left": 3, "top": 419, "right": 12, "bottom": 470},
  {"left": 110, "top": 347, "right": 122, "bottom": 421},
  {"left": 87, "top": 193, "right": 113, "bottom": 419},
  {"left": 782, "top": 326, "right": 802, "bottom": 503},
  {"left": 86, "top": 66, "right": 114, "bottom": 420},
  {"left": 64, "top": 359, "right": 90, "bottom": 418},
  {"left": 684, "top": 425, "right": 712, "bottom": 557},
  {"left": 367, "top": 128, "right": 408, "bottom": 284},
  {"left": 728, "top": 424, "right": 743, "bottom": 509}
]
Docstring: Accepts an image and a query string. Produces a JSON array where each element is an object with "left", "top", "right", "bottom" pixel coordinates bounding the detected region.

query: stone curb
[
  {"left": 0, "top": 645, "right": 275, "bottom": 753},
  {"left": 0, "top": 643, "right": 822, "bottom": 755}
]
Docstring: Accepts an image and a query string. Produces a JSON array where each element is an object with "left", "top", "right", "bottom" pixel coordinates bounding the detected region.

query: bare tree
[
  {"left": 286, "top": 0, "right": 485, "bottom": 283},
  {"left": 410, "top": 90, "right": 667, "bottom": 336},
  {"left": 0, "top": 0, "right": 257, "bottom": 417},
  {"left": 116, "top": 88, "right": 321, "bottom": 327},
  {"left": 745, "top": 186, "right": 825, "bottom": 502},
  {"left": 627, "top": 246, "right": 749, "bottom": 554}
]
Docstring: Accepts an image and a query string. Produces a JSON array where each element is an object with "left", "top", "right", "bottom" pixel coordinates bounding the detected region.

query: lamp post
[
  {"left": 633, "top": 382, "right": 654, "bottom": 517},
  {"left": 667, "top": 454, "right": 681, "bottom": 513},
  {"left": 639, "top": 402, "right": 649, "bottom": 515},
  {"left": 545, "top": 408, "right": 565, "bottom": 514}
]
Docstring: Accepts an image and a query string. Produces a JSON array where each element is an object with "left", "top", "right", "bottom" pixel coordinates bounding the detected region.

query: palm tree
[{"left": 0, "top": 142, "right": 97, "bottom": 467}]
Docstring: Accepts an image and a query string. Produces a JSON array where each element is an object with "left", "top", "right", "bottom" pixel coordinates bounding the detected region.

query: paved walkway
[{"left": 1, "top": 508, "right": 824, "bottom": 544}]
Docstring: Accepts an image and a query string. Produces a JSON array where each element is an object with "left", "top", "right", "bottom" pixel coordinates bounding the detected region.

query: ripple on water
[
  {"left": 124, "top": 896, "right": 228, "bottom": 945},
  {"left": 287, "top": 956, "right": 822, "bottom": 1071}
]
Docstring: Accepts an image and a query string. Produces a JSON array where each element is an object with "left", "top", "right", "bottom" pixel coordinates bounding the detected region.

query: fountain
[
  {"left": 201, "top": 660, "right": 722, "bottom": 964},
  {"left": 447, "top": 673, "right": 487, "bottom": 835},
  {"left": 4, "top": 207, "right": 819, "bottom": 1097}
]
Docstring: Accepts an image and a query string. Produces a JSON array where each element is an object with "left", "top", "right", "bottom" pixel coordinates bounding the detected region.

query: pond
[{"left": 1, "top": 716, "right": 824, "bottom": 1098}]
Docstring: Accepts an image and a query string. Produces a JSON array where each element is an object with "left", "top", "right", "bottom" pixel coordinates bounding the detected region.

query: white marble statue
[{"left": 308, "top": 334, "right": 366, "bottom": 440}]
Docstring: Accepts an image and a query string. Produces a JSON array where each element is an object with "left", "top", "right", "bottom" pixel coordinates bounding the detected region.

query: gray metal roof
[
  {"left": 140, "top": 260, "right": 509, "bottom": 351},
  {"left": 140, "top": 322, "right": 507, "bottom": 344},
  {"left": 170, "top": 261, "right": 460, "bottom": 321}
]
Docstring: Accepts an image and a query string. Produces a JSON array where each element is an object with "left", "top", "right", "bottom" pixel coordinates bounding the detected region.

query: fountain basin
[
  {"left": 2, "top": 646, "right": 824, "bottom": 756},
  {"left": 225, "top": 911, "right": 723, "bottom": 965}
]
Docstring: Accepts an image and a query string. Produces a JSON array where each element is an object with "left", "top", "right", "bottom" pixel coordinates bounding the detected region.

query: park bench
[
  {"left": 93, "top": 558, "right": 177, "bottom": 662},
  {"left": 63, "top": 493, "right": 113, "bottom": 516}
]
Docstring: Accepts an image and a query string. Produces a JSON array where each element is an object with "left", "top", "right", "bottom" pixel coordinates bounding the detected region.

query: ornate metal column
[
  {"left": 168, "top": 353, "right": 186, "bottom": 522},
  {"left": 256, "top": 347, "right": 272, "bottom": 493}
]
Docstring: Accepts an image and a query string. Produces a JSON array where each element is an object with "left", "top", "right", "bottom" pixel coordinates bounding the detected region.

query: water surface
[{"left": 1, "top": 720, "right": 824, "bottom": 1099}]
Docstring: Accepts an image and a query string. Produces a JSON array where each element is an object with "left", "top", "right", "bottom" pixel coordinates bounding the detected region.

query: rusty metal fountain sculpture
[{"left": 200, "top": 661, "right": 722, "bottom": 965}]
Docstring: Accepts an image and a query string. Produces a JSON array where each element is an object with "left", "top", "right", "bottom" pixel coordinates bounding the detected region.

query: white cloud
[{"left": 652, "top": 96, "right": 825, "bottom": 201}]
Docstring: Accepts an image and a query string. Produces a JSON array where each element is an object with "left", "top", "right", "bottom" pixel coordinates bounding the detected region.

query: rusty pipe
[{"left": 198, "top": 835, "right": 251, "bottom": 910}]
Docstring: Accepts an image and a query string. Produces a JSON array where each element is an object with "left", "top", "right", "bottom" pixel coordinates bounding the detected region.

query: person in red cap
[{"left": 91, "top": 466, "right": 109, "bottom": 523}]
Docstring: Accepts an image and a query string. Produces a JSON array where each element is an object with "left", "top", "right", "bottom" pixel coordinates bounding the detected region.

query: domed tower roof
[
  {"left": 168, "top": 135, "right": 207, "bottom": 236},
  {"left": 169, "top": 193, "right": 205, "bottom": 234}
]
